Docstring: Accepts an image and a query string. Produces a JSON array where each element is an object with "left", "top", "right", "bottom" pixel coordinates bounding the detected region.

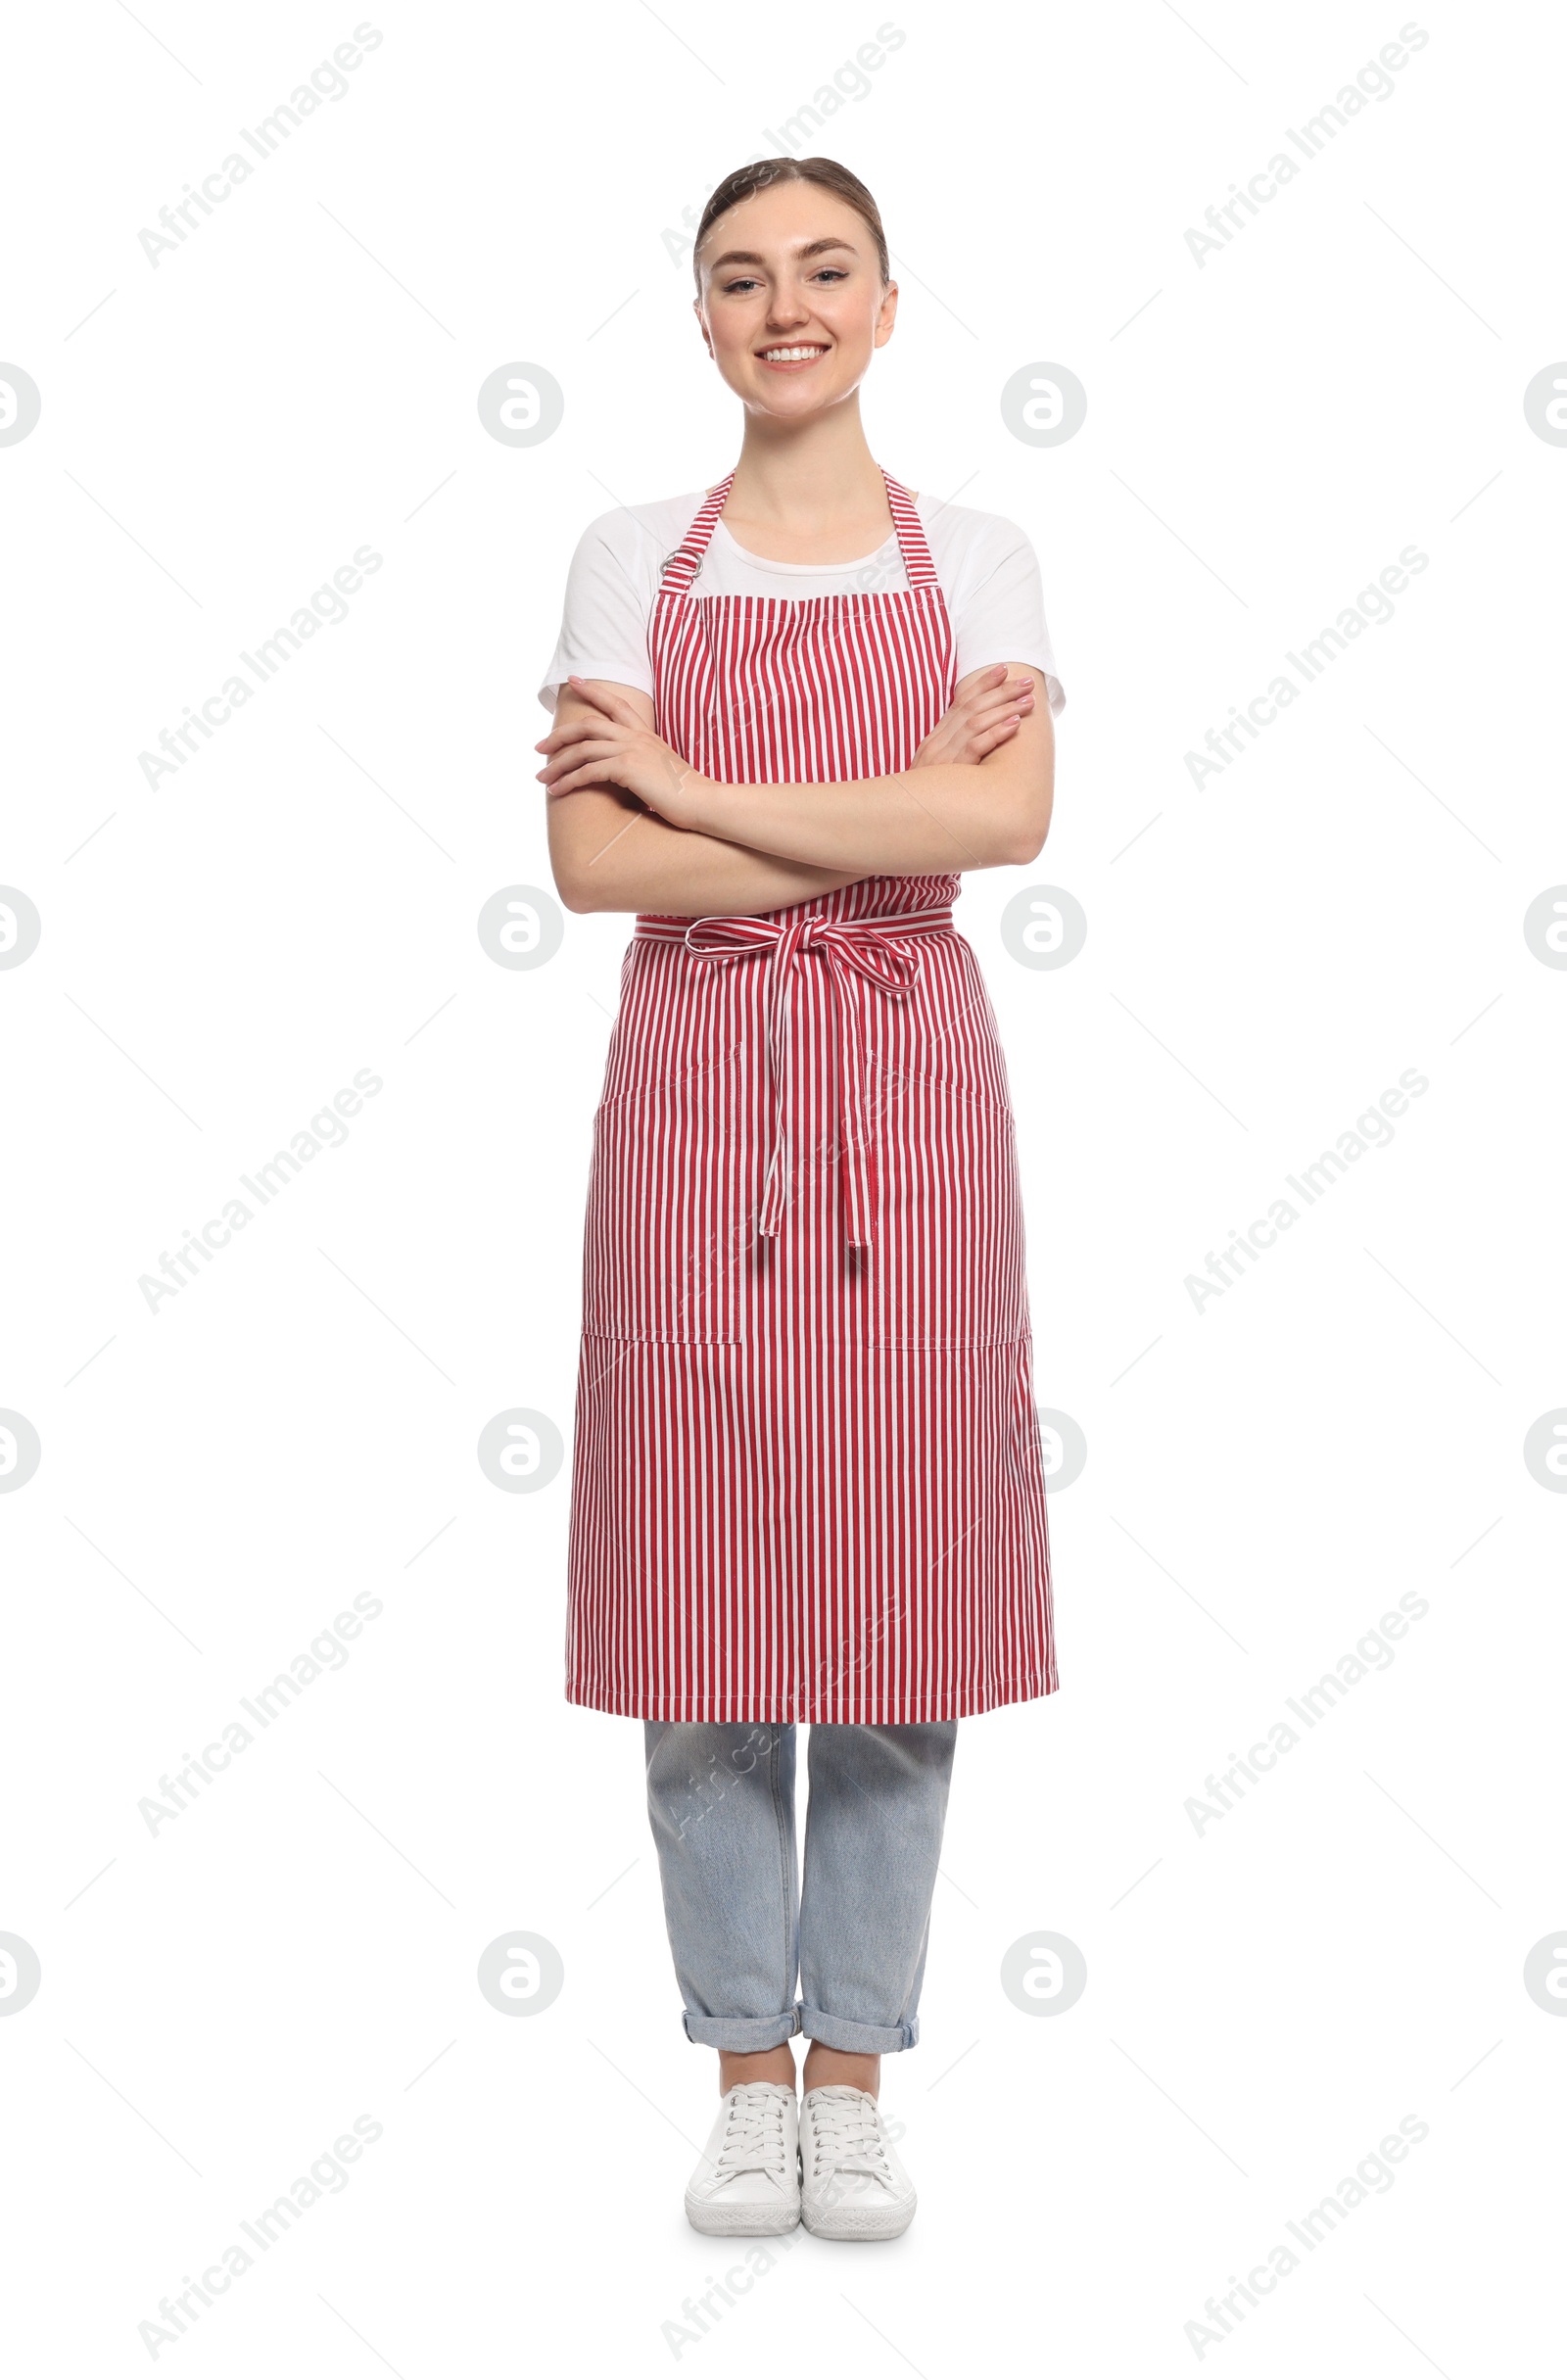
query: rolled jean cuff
[
  {"left": 799, "top": 2003, "right": 918, "bottom": 2054},
  {"left": 681, "top": 2005, "right": 803, "bottom": 2050}
]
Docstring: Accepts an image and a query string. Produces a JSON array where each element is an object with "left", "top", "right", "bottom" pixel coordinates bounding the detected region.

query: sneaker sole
[
  {"left": 685, "top": 2192, "right": 801, "bottom": 2238},
  {"left": 800, "top": 2191, "right": 917, "bottom": 2242}
]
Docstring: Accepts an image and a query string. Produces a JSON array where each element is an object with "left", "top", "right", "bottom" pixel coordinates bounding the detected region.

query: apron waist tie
[{"left": 633, "top": 908, "right": 955, "bottom": 1250}]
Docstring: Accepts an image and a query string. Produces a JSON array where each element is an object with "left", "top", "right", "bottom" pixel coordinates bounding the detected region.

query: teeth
[{"left": 760, "top": 346, "right": 826, "bottom": 361}]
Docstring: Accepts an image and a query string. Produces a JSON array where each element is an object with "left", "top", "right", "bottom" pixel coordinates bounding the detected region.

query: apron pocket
[
  {"left": 582, "top": 1048, "right": 747, "bottom": 1344},
  {"left": 864, "top": 1057, "right": 1027, "bottom": 1349}
]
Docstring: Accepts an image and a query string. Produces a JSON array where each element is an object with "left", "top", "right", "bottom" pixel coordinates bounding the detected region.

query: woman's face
[{"left": 692, "top": 181, "right": 897, "bottom": 419}]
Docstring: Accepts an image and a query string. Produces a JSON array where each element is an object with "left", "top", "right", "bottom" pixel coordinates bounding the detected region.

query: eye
[
  {"left": 721, "top": 275, "right": 761, "bottom": 295},
  {"left": 813, "top": 267, "right": 849, "bottom": 284}
]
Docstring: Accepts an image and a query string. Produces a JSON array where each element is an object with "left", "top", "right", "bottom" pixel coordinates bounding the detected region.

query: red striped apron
[{"left": 565, "top": 467, "right": 1057, "bottom": 1724}]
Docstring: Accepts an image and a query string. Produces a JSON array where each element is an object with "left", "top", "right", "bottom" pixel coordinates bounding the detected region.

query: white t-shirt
[{"left": 538, "top": 490, "right": 1066, "bottom": 718}]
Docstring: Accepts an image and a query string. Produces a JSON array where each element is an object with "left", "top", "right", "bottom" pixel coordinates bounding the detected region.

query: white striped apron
[{"left": 565, "top": 468, "right": 1057, "bottom": 1723}]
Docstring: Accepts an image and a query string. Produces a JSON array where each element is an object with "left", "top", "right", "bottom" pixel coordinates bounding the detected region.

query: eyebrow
[{"left": 705, "top": 236, "right": 859, "bottom": 271}]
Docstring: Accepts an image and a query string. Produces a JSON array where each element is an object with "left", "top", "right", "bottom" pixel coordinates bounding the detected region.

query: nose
[{"left": 764, "top": 292, "right": 812, "bottom": 331}]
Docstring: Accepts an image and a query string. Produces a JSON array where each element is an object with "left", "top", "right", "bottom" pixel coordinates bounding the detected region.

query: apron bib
[{"left": 565, "top": 469, "right": 1057, "bottom": 1724}]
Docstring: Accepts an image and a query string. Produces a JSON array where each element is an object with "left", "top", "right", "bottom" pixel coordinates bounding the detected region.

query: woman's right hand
[{"left": 911, "top": 664, "right": 1037, "bottom": 769}]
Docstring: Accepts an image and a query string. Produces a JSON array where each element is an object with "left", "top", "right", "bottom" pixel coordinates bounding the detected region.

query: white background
[{"left": 3, "top": 0, "right": 1563, "bottom": 2370}]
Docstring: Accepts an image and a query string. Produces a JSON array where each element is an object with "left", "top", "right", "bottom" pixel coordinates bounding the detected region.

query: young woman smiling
[{"left": 539, "top": 157, "right": 1064, "bottom": 2242}]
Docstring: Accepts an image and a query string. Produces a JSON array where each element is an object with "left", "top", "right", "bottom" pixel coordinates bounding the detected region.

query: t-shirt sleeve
[
  {"left": 949, "top": 517, "right": 1066, "bottom": 714},
  {"left": 537, "top": 511, "right": 657, "bottom": 711}
]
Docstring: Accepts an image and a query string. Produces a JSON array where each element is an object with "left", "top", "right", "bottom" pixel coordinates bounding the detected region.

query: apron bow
[{"left": 683, "top": 912, "right": 938, "bottom": 1249}]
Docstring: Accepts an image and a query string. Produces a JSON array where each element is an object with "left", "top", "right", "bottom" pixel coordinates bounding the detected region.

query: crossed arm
[{"left": 540, "top": 664, "right": 1055, "bottom": 918}]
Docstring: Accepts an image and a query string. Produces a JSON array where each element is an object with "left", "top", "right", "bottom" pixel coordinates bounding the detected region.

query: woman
[{"left": 537, "top": 156, "right": 1063, "bottom": 2242}]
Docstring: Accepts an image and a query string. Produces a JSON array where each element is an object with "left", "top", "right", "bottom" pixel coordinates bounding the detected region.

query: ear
[
  {"left": 691, "top": 296, "right": 714, "bottom": 357},
  {"left": 873, "top": 279, "right": 899, "bottom": 351}
]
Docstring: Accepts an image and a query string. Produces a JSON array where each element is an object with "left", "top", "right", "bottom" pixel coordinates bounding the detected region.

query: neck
[{"left": 726, "top": 399, "right": 886, "bottom": 528}]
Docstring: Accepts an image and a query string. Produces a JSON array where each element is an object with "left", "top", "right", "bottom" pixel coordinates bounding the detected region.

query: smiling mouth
[{"left": 755, "top": 344, "right": 831, "bottom": 369}]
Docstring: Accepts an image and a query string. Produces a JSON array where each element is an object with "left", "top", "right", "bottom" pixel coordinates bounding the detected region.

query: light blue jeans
[{"left": 643, "top": 1721, "right": 958, "bottom": 2054}]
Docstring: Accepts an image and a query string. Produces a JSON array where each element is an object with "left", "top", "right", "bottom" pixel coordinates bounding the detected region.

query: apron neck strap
[
  {"left": 880, "top": 469, "right": 938, "bottom": 588},
  {"left": 657, "top": 473, "right": 736, "bottom": 593},
  {"left": 656, "top": 465, "right": 939, "bottom": 593}
]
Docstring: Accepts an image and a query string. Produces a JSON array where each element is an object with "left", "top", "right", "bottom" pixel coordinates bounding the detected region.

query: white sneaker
[
  {"left": 799, "top": 2085, "right": 917, "bottom": 2240},
  {"left": 685, "top": 2082, "right": 800, "bottom": 2236}
]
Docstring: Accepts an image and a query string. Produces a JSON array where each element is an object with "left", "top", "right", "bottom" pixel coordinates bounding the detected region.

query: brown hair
[{"left": 691, "top": 158, "right": 889, "bottom": 290}]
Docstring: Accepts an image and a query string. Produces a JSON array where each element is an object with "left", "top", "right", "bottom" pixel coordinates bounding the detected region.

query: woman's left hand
[{"left": 535, "top": 678, "right": 709, "bottom": 825}]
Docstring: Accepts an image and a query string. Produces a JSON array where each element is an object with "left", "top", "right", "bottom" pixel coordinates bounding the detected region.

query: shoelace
[
  {"left": 706, "top": 2088, "right": 789, "bottom": 2189},
  {"left": 806, "top": 2089, "right": 894, "bottom": 2187}
]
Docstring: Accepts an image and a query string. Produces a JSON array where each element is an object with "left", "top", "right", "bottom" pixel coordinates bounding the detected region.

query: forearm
[
  {"left": 540, "top": 673, "right": 1054, "bottom": 894},
  {"left": 686, "top": 761, "right": 1043, "bottom": 874},
  {"left": 551, "top": 791, "right": 869, "bottom": 918}
]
